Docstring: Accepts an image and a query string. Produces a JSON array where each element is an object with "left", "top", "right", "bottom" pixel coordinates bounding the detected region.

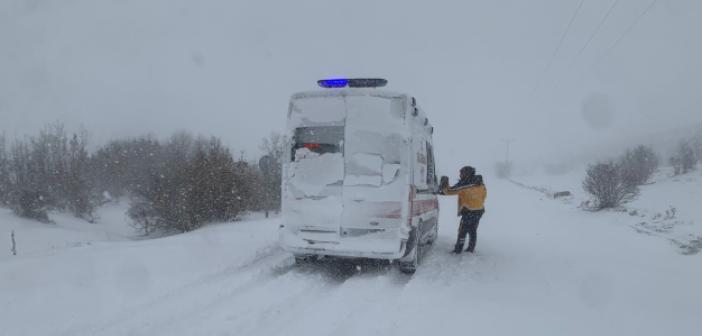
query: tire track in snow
[
  {"left": 203, "top": 269, "right": 344, "bottom": 335},
  {"left": 70, "top": 227, "right": 492, "bottom": 335},
  {"left": 64, "top": 243, "right": 290, "bottom": 336},
  {"left": 79, "top": 251, "right": 388, "bottom": 335},
  {"left": 244, "top": 265, "right": 408, "bottom": 336},
  {"left": 138, "top": 258, "right": 417, "bottom": 336},
  {"left": 116, "top": 260, "right": 367, "bottom": 335},
  {"left": 270, "top": 248, "right": 490, "bottom": 336},
  {"left": 249, "top": 248, "right": 470, "bottom": 336}
]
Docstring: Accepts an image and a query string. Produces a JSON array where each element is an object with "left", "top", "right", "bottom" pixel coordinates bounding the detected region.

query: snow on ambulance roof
[
  {"left": 290, "top": 88, "right": 407, "bottom": 101},
  {"left": 289, "top": 78, "right": 432, "bottom": 131}
]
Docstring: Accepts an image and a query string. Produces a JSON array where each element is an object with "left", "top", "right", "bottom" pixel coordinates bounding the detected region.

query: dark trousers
[{"left": 455, "top": 209, "right": 484, "bottom": 252}]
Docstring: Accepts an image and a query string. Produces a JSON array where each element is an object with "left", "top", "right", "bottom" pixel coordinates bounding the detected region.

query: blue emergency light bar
[
  {"left": 317, "top": 79, "right": 348, "bottom": 88},
  {"left": 317, "top": 78, "right": 388, "bottom": 88}
]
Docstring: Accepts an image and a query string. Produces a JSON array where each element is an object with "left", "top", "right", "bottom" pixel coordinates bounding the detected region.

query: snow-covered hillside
[
  {"left": 1, "top": 173, "right": 701, "bottom": 336},
  {"left": 0, "top": 203, "right": 135, "bottom": 258},
  {"left": 514, "top": 166, "right": 702, "bottom": 255}
]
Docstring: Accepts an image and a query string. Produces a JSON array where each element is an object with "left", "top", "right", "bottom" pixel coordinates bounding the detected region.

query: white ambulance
[{"left": 280, "top": 78, "right": 440, "bottom": 273}]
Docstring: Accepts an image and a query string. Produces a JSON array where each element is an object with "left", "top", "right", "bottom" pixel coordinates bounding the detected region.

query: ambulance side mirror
[
  {"left": 440, "top": 176, "right": 449, "bottom": 188},
  {"left": 436, "top": 176, "right": 449, "bottom": 194}
]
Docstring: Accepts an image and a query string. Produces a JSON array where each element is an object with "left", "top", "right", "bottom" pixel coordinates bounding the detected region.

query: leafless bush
[
  {"left": 2, "top": 124, "right": 274, "bottom": 231},
  {"left": 10, "top": 189, "right": 51, "bottom": 223},
  {"left": 583, "top": 161, "right": 639, "bottom": 210},
  {"left": 618, "top": 145, "right": 659, "bottom": 187},
  {"left": 127, "top": 133, "right": 260, "bottom": 233},
  {"left": 127, "top": 198, "right": 162, "bottom": 236}
]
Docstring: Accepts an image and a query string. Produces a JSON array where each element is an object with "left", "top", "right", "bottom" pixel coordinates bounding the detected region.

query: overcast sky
[{"left": 1, "top": 0, "right": 701, "bottom": 174}]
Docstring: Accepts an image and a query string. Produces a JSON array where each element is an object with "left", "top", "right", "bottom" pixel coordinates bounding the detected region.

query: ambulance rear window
[{"left": 292, "top": 126, "right": 344, "bottom": 160}]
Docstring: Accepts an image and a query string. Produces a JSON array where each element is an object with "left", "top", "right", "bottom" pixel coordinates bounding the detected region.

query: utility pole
[
  {"left": 497, "top": 139, "right": 515, "bottom": 179},
  {"left": 502, "top": 139, "right": 515, "bottom": 162}
]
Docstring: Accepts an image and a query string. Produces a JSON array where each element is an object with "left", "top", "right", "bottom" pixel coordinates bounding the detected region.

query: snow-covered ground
[
  {"left": 0, "top": 202, "right": 135, "bottom": 259},
  {"left": 1, "top": 173, "right": 701, "bottom": 336},
  {"left": 515, "top": 166, "right": 702, "bottom": 255}
]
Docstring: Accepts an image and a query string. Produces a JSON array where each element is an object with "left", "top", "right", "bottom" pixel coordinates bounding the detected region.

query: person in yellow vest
[{"left": 440, "top": 166, "right": 487, "bottom": 254}]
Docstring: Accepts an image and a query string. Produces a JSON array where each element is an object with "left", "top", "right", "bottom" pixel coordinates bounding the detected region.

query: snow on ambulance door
[
  {"left": 285, "top": 96, "right": 345, "bottom": 237},
  {"left": 341, "top": 95, "right": 407, "bottom": 239},
  {"left": 416, "top": 140, "right": 439, "bottom": 240}
]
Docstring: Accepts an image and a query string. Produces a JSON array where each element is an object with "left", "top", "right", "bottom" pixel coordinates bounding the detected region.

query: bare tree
[
  {"left": 259, "top": 132, "right": 285, "bottom": 162},
  {"left": 692, "top": 131, "right": 702, "bottom": 164},
  {"left": 90, "top": 135, "right": 162, "bottom": 199},
  {"left": 66, "top": 132, "right": 96, "bottom": 221},
  {"left": 583, "top": 161, "right": 639, "bottom": 210},
  {"left": 7, "top": 126, "right": 60, "bottom": 222},
  {"left": 0, "top": 134, "right": 10, "bottom": 205},
  {"left": 258, "top": 132, "right": 284, "bottom": 216},
  {"left": 670, "top": 139, "right": 696, "bottom": 175},
  {"left": 186, "top": 137, "right": 239, "bottom": 226},
  {"left": 2, "top": 123, "right": 97, "bottom": 222},
  {"left": 5, "top": 125, "right": 266, "bottom": 231}
]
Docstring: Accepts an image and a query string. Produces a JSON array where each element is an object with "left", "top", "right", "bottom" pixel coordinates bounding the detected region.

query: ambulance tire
[{"left": 399, "top": 228, "right": 419, "bottom": 274}]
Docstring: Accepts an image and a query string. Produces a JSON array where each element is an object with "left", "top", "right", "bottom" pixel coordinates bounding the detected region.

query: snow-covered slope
[
  {"left": 515, "top": 166, "right": 702, "bottom": 255},
  {"left": 0, "top": 203, "right": 135, "bottom": 259},
  {"left": 1, "top": 176, "right": 701, "bottom": 336}
]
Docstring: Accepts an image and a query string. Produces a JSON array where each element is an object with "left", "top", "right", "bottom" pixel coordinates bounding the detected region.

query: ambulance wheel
[
  {"left": 294, "top": 255, "right": 312, "bottom": 265},
  {"left": 430, "top": 221, "right": 439, "bottom": 244},
  {"left": 399, "top": 228, "right": 419, "bottom": 274}
]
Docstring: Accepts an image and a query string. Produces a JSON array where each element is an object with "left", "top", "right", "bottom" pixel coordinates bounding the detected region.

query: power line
[
  {"left": 528, "top": 0, "right": 586, "bottom": 98},
  {"left": 543, "top": 0, "right": 586, "bottom": 75},
  {"left": 575, "top": 0, "right": 622, "bottom": 58},
  {"left": 597, "top": 0, "right": 659, "bottom": 63}
]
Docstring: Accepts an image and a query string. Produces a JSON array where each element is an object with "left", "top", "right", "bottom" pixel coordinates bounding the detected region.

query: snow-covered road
[{"left": 2, "top": 178, "right": 700, "bottom": 336}]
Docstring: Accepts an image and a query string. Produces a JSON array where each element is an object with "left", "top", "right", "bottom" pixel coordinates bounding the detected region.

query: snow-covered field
[
  {"left": 1, "top": 172, "right": 701, "bottom": 336},
  {"left": 515, "top": 166, "right": 702, "bottom": 255},
  {"left": 0, "top": 203, "right": 135, "bottom": 258}
]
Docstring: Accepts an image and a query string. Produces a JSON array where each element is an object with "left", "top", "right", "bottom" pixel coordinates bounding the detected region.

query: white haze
[{"left": 1, "top": 0, "right": 701, "bottom": 174}]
